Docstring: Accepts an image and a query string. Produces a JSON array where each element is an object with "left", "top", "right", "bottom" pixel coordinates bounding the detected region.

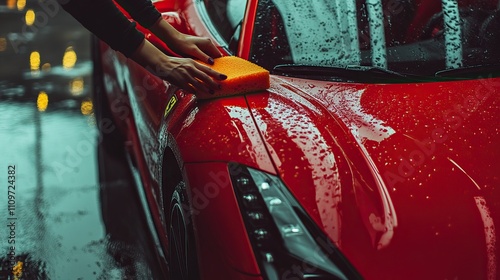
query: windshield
[{"left": 249, "top": 0, "right": 500, "bottom": 79}]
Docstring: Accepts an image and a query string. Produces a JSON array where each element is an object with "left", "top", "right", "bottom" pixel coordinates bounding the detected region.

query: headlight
[{"left": 229, "top": 163, "right": 360, "bottom": 280}]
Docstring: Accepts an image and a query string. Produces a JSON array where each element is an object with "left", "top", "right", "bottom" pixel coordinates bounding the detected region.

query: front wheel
[{"left": 168, "top": 182, "right": 200, "bottom": 280}]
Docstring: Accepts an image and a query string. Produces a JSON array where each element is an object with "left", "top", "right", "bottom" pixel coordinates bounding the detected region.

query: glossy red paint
[
  {"left": 97, "top": 31, "right": 173, "bottom": 275},
  {"left": 247, "top": 75, "right": 500, "bottom": 279},
  {"left": 238, "top": 0, "right": 258, "bottom": 59},
  {"left": 96, "top": 0, "right": 499, "bottom": 279},
  {"left": 184, "top": 163, "right": 262, "bottom": 278},
  {"left": 246, "top": 79, "right": 351, "bottom": 248},
  {"left": 173, "top": 95, "right": 275, "bottom": 173}
]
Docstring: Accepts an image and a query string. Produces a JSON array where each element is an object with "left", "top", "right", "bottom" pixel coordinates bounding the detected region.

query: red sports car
[{"left": 94, "top": 0, "right": 500, "bottom": 279}]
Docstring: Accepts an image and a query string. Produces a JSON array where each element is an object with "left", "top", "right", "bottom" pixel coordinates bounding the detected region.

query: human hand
[
  {"left": 131, "top": 39, "right": 226, "bottom": 94},
  {"left": 168, "top": 33, "right": 223, "bottom": 65},
  {"left": 157, "top": 56, "right": 226, "bottom": 94},
  {"left": 149, "top": 18, "right": 223, "bottom": 65}
]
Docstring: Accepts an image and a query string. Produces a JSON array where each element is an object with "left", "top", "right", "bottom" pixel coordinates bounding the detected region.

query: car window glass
[
  {"left": 204, "top": 0, "right": 247, "bottom": 43},
  {"left": 250, "top": 0, "right": 500, "bottom": 78}
]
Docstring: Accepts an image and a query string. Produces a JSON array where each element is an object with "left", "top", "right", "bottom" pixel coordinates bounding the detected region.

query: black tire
[{"left": 168, "top": 182, "right": 200, "bottom": 280}]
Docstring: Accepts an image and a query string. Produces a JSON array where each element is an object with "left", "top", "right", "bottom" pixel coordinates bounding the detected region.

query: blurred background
[{"left": 0, "top": 0, "right": 163, "bottom": 278}]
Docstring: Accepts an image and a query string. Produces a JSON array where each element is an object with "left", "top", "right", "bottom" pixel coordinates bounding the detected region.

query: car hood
[{"left": 246, "top": 75, "right": 500, "bottom": 279}]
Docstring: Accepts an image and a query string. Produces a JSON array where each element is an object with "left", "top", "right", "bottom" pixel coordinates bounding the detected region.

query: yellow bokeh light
[
  {"left": 62, "top": 46, "right": 77, "bottom": 69},
  {"left": 25, "top": 9, "right": 35, "bottom": 26},
  {"left": 12, "top": 261, "right": 23, "bottom": 279},
  {"left": 0, "top": 38, "right": 6, "bottom": 52},
  {"left": 7, "top": 0, "right": 15, "bottom": 9},
  {"left": 80, "top": 100, "right": 93, "bottom": 115},
  {"left": 41, "top": 63, "right": 51, "bottom": 72},
  {"left": 17, "top": 0, "right": 26, "bottom": 11},
  {"left": 30, "top": 51, "right": 40, "bottom": 71},
  {"left": 70, "top": 77, "right": 84, "bottom": 96},
  {"left": 37, "top": 91, "right": 48, "bottom": 112}
]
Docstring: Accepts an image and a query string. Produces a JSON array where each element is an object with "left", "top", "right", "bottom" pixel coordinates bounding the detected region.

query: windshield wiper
[
  {"left": 272, "top": 64, "right": 423, "bottom": 83},
  {"left": 435, "top": 64, "right": 500, "bottom": 79}
]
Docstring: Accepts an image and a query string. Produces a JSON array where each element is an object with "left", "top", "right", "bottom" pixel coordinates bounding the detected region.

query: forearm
[
  {"left": 113, "top": 0, "right": 161, "bottom": 28},
  {"left": 147, "top": 17, "right": 222, "bottom": 64},
  {"left": 129, "top": 38, "right": 167, "bottom": 71},
  {"left": 149, "top": 17, "right": 184, "bottom": 46},
  {"left": 103, "top": 0, "right": 182, "bottom": 56},
  {"left": 130, "top": 38, "right": 225, "bottom": 95},
  {"left": 59, "top": 0, "right": 144, "bottom": 57}
]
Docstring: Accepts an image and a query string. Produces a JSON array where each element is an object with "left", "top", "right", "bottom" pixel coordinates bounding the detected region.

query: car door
[{"left": 122, "top": 0, "right": 249, "bottom": 206}]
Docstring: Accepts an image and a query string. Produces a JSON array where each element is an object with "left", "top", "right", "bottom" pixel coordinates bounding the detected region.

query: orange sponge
[{"left": 197, "top": 56, "right": 270, "bottom": 99}]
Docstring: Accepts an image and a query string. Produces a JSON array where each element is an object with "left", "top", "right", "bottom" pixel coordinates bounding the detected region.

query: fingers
[
  {"left": 194, "top": 63, "right": 227, "bottom": 85},
  {"left": 164, "top": 57, "right": 226, "bottom": 95},
  {"left": 185, "top": 37, "right": 223, "bottom": 65},
  {"left": 190, "top": 47, "right": 214, "bottom": 65},
  {"left": 197, "top": 37, "right": 223, "bottom": 59},
  {"left": 189, "top": 62, "right": 229, "bottom": 94},
  {"left": 132, "top": 39, "right": 224, "bottom": 96}
]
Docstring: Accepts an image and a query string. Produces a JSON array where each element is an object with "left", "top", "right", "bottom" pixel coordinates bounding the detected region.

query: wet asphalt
[{"left": 0, "top": 0, "right": 165, "bottom": 279}]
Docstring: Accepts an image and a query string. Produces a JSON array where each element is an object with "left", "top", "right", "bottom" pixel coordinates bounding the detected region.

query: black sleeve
[
  {"left": 114, "top": 0, "right": 162, "bottom": 29},
  {"left": 59, "top": 0, "right": 146, "bottom": 57}
]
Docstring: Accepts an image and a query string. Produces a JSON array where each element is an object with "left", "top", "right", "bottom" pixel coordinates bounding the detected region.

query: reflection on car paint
[
  {"left": 265, "top": 96, "right": 343, "bottom": 246},
  {"left": 93, "top": 0, "right": 500, "bottom": 278},
  {"left": 314, "top": 85, "right": 395, "bottom": 144},
  {"left": 474, "top": 196, "right": 497, "bottom": 280},
  {"left": 249, "top": 82, "right": 346, "bottom": 247},
  {"left": 180, "top": 106, "right": 199, "bottom": 133},
  {"left": 225, "top": 105, "right": 274, "bottom": 169}
]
